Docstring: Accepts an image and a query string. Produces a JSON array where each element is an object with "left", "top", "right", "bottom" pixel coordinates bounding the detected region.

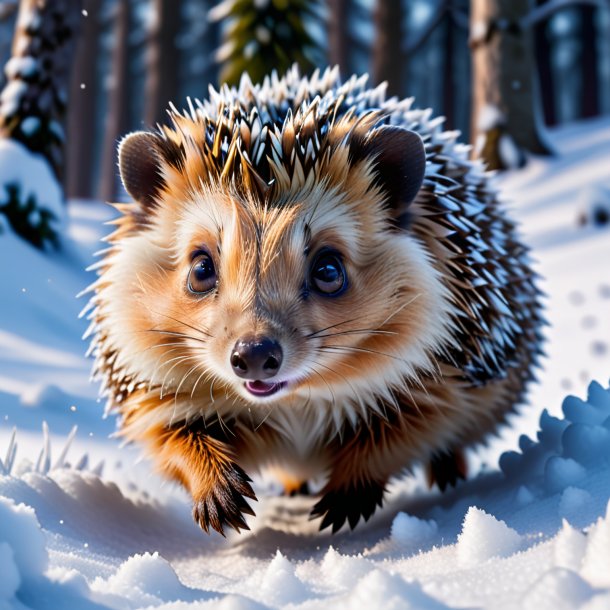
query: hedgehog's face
[{"left": 99, "top": 123, "right": 452, "bottom": 411}]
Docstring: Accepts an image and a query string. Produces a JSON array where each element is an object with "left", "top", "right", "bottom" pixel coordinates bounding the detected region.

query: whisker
[
  {"left": 174, "top": 362, "right": 204, "bottom": 398},
  {"left": 318, "top": 344, "right": 409, "bottom": 365},
  {"left": 159, "top": 355, "right": 200, "bottom": 398},
  {"left": 305, "top": 316, "right": 364, "bottom": 338},
  {"left": 148, "top": 347, "right": 191, "bottom": 391},
  {"left": 152, "top": 309, "right": 213, "bottom": 339},
  {"left": 254, "top": 403, "right": 276, "bottom": 431},
  {"left": 306, "top": 363, "right": 337, "bottom": 409},
  {"left": 312, "top": 348, "right": 360, "bottom": 374},
  {"left": 145, "top": 329, "right": 209, "bottom": 346},
  {"left": 380, "top": 293, "right": 422, "bottom": 327},
  {"left": 190, "top": 366, "right": 216, "bottom": 399},
  {"left": 309, "top": 328, "right": 397, "bottom": 340},
  {"left": 139, "top": 298, "right": 213, "bottom": 340}
]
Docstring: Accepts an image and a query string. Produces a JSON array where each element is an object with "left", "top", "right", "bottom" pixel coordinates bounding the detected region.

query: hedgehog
[{"left": 83, "top": 66, "right": 544, "bottom": 535}]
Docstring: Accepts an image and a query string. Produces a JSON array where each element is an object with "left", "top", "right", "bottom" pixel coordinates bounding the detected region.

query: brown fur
[{"left": 86, "top": 68, "right": 543, "bottom": 534}]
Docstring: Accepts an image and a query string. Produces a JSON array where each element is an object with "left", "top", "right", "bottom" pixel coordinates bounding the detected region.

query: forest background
[{"left": 0, "top": 0, "right": 609, "bottom": 250}]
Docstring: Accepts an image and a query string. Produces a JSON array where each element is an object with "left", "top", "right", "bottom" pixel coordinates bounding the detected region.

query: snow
[
  {"left": 0, "top": 118, "right": 609, "bottom": 608},
  {"left": 3, "top": 57, "right": 38, "bottom": 80},
  {"left": 499, "top": 133, "right": 522, "bottom": 169},
  {"left": 476, "top": 103, "right": 505, "bottom": 131},
  {"left": 20, "top": 117, "right": 40, "bottom": 137},
  {"left": 456, "top": 507, "right": 523, "bottom": 567},
  {"left": 0, "top": 80, "right": 27, "bottom": 117},
  {"left": 553, "top": 520, "right": 587, "bottom": 571},
  {"left": 390, "top": 512, "right": 438, "bottom": 548},
  {"left": 0, "top": 139, "right": 64, "bottom": 224}
]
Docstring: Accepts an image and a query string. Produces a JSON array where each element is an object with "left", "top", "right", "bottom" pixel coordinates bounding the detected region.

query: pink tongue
[{"left": 246, "top": 380, "right": 276, "bottom": 395}]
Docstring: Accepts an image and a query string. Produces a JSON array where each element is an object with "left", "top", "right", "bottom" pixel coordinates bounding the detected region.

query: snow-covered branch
[{"left": 522, "top": 0, "right": 610, "bottom": 29}]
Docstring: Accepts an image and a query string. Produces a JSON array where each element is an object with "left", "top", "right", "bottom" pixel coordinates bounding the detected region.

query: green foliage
[
  {"left": 0, "top": 183, "right": 59, "bottom": 250},
  {"left": 216, "top": 0, "right": 324, "bottom": 86}
]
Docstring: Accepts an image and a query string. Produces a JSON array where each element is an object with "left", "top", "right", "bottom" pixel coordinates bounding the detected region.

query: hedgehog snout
[{"left": 230, "top": 335, "right": 283, "bottom": 380}]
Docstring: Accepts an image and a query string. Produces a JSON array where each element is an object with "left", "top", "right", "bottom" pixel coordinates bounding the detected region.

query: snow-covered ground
[{"left": 1, "top": 117, "right": 610, "bottom": 610}]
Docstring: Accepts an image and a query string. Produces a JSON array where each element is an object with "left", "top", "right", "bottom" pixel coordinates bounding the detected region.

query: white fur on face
[{"left": 94, "top": 171, "right": 456, "bottom": 440}]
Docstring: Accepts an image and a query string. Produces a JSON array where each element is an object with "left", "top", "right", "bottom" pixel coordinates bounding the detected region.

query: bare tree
[
  {"left": 372, "top": 0, "right": 404, "bottom": 96},
  {"left": 580, "top": 4, "right": 600, "bottom": 117},
  {"left": 470, "top": 0, "right": 553, "bottom": 170},
  {"left": 0, "top": 0, "right": 83, "bottom": 180},
  {"left": 99, "top": 0, "right": 131, "bottom": 201},
  {"left": 442, "top": 14, "right": 456, "bottom": 130},
  {"left": 534, "top": 0, "right": 556, "bottom": 126},
  {"left": 144, "top": 0, "right": 181, "bottom": 127},
  {"left": 328, "top": 0, "right": 350, "bottom": 75},
  {"left": 65, "top": 0, "right": 101, "bottom": 199}
]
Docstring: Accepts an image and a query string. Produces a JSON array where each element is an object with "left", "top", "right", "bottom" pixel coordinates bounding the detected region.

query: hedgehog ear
[
  {"left": 118, "top": 131, "right": 167, "bottom": 208},
  {"left": 359, "top": 125, "right": 426, "bottom": 219}
]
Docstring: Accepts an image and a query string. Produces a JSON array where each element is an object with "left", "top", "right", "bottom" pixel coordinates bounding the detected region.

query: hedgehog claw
[
  {"left": 192, "top": 461, "right": 257, "bottom": 535},
  {"left": 310, "top": 481, "right": 385, "bottom": 534}
]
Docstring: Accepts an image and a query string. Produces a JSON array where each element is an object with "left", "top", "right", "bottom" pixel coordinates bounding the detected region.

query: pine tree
[
  {"left": 213, "top": 0, "right": 324, "bottom": 86},
  {"left": 0, "top": 0, "right": 83, "bottom": 180},
  {"left": 0, "top": 0, "right": 82, "bottom": 249}
]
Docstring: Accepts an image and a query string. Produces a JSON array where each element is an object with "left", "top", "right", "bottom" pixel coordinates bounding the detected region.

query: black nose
[{"left": 230, "top": 336, "right": 283, "bottom": 380}]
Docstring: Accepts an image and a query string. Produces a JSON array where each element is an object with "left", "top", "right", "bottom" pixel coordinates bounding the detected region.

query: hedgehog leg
[
  {"left": 426, "top": 448, "right": 468, "bottom": 491},
  {"left": 148, "top": 421, "right": 257, "bottom": 536},
  {"left": 310, "top": 479, "right": 385, "bottom": 534},
  {"left": 309, "top": 415, "right": 400, "bottom": 533}
]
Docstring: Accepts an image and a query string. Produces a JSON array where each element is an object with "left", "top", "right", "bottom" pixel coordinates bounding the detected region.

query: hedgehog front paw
[
  {"left": 309, "top": 481, "right": 385, "bottom": 534},
  {"left": 192, "top": 462, "right": 257, "bottom": 536}
]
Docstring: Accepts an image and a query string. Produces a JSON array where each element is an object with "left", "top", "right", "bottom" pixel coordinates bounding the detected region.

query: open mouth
[{"left": 244, "top": 380, "right": 286, "bottom": 398}]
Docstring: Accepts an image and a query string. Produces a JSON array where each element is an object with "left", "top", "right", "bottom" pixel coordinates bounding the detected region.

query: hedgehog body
[{"left": 84, "top": 67, "right": 544, "bottom": 534}]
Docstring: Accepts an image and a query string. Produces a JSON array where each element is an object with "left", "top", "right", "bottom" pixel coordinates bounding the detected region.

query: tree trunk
[
  {"left": 372, "top": 0, "right": 404, "bottom": 97},
  {"left": 0, "top": 0, "right": 83, "bottom": 180},
  {"left": 470, "top": 0, "right": 553, "bottom": 170},
  {"left": 534, "top": 0, "right": 556, "bottom": 126},
  {"left": 443, "top": 14, "right": 455, "bottom": 130},
  {"left": 98, "top": 0, "right": 131, "bottom": 201},
  {"left": 65, "top": 0, "right": 101, "bottom": 199},
  {"left": 580, "top": 4, "right": 599, "bottom": 118},
  {"left": 328, "top": 0, "right": 350, "bottom": 76},
  {"left": 144, "top": 0, "right": 181, "bottom": 127}
]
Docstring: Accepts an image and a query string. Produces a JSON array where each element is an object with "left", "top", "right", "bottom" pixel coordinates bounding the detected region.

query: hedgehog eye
[
  {"left": 187, "top": 251, "right": 217, "bottom": 295},
  {"left": 310, "top": 249, "right": 347, "bottom": 296}
]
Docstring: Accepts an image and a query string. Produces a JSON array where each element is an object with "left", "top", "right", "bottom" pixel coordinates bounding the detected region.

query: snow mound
[
  {"left": 521, "top": 568, "right": 596, "bottom": 610},
  {"left": 499, "top": 381, "right": 610, "bottom": 489},
  {"left": 456, "top": 507, "right": 522, "bottom": 567},
  {"left": 336, "top": 569, "right": 450, "bottom": 610},
  {"left": 91, "top": 552, "right": 210, "bottom": 608},
  {"left": 554, "top": 520, "right": 587, "bottom": 571},
  {"left": 581, "top": 500, "right": 610, "bottom": 587},
  {"left": 318, "top": 546, "right": 373, "bottom": 591},
  {"left": 558, "top": 486, "right": 593, "bottom": 521},
  {"left": 0, "top": 496, "right": 48, "bottom": 585},
  {"left": 390, "top": 512, "right": 438, "bottom": 548},
  {"left": 257, "top": 550, "right": 308, "bottom": 606}
]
